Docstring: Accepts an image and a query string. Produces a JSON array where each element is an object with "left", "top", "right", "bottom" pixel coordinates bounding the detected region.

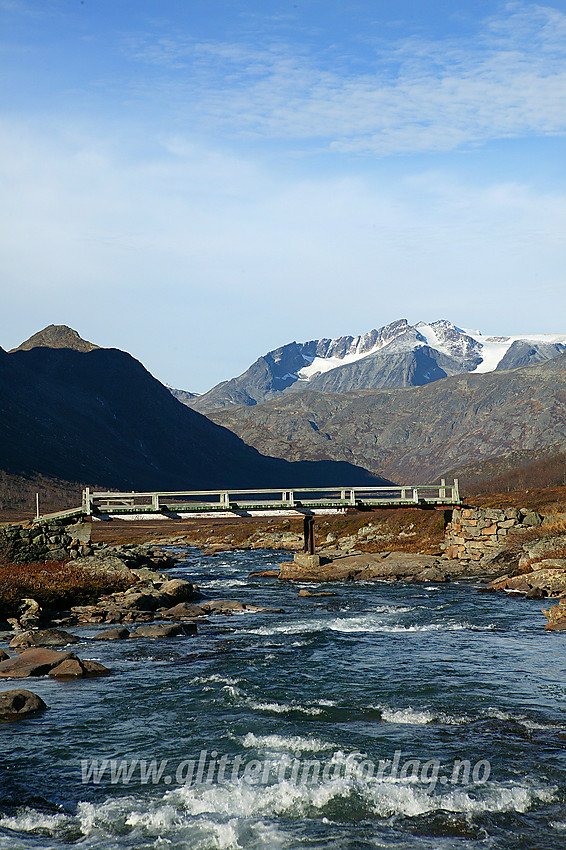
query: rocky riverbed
[
  {"left": 4, "top": 502, "right": 566, "bottom": 722},
  {"left": 2, "top": 545, "right": 566, "bottom": 850},
  {"left": 0, "top": 535, "right": 287, "bottom": 720}
]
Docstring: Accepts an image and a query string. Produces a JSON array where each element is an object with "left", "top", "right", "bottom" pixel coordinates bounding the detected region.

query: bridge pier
[
  {"left": 303, "top": 515, "right": 316, "bottom": 555},
  {"left": 295, "top": 517, "right": 320, "bottom": 570}
]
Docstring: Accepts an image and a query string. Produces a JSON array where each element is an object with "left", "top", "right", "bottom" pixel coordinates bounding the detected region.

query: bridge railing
[{"left": 82, "top": 480, "right": 460, "bottom": 515}]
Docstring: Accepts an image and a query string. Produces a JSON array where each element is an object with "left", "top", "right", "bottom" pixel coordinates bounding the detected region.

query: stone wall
[
  {"left": 442, "top": 506, "right": 542, "bottom": 564},
  {"left": 0, "top": 518, "right": 92, "bottom": 564}
]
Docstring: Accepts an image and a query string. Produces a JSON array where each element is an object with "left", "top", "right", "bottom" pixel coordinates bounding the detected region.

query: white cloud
[
  {"left": 1, "top": 118, "right": 566, "bottom": 389},
  {"left": 125, "top": 4, "right": 566, "bottom": 155}
]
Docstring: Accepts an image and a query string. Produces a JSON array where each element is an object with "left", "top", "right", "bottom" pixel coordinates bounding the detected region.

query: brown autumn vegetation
[
  {"left": 0, "top": 531, "right": 133, "bottom": 621},
  {"left": 0, "top": 558, "right": 134, "bottom": 620},
  {"left": 466, "top": 484, "right": 566, "bottom": 514},
  {"left": 314, "top": 509, "right": 447, "bottom": 554},
  {"left": 464, "top": 450, "right": 566, "bottom": 498},
  {"left": 0, "top": 470, "right": 84, "bottom": 520},
  {"left": 91, "top": 508, "right": 448, "bottom": 555}
]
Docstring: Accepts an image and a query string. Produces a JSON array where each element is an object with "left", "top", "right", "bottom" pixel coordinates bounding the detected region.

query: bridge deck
[
  {"left": 35, "top": 482, "right": 460, "bottom": 522},
  {"left": 80, "top": 482, "right": 459, "bottom": 519}
]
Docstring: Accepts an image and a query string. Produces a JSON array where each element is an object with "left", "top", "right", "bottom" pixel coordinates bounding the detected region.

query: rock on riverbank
[
  {"left": 487, "top": 565, "right": 566, "bottom": 598},
  {"left": 278, "top": 551, "right": 461, "bottom": 583},
  {"left": 69, "top": 574, "right": 201, "bottom": 625},
  {"left": 542, "top": 599, "right": 566, "bottom": 631}
]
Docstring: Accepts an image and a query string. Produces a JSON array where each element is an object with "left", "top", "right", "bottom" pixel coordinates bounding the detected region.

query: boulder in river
[
  {"left": 69, "top": 576, "right": 201, "bottom": 625},
  {"left": 159, "top": 579, "right": 200, "bottom": 603},
  {"left": 0, "top": 647, "right": 111, "bottom": 678},
  {"left": 542, "top": 599, "right": 566, "bottom": 631},
  {"left": 248, "top": 570, "right": 280, "bottom": 578},
  {"left": 279, "top": 551, "right": 455, "bottom": 583},
  {"left": 0, "top": 689, "right": 47, "bottom": 721},
  {"left": 526, "top": 587, "right": 547, "bottom": 599},
  {"left": 160, "top": 602, "right": 207, "bottom": 620},
  {"left": 201, "top": 599, "right": 247, "bottom": 614},
  {"left": 0, "top": 648, "right": 76, "bottom": 678},
  {"left": 49, "top": 658, "right": 111, "bottom": 679},
  {"left": 119, "top": 591, "right": 162, "bottom": 611},
  {"left": 199, "top": 599, "right": 282, "bottom": 615},
  {"left": 91, "top": 627, "right": 131, "bottom": 641},
  {"left": 9, "top": 629, "right": 79, "bottom": 650},
  {"left": 132, "top": 623, "right": 197, "bottom": 638},
  {"left": 80, "top": 660, "right": 112, "bottom": 677},
  {"left": 298, "top": 589, "right": 338, "bottom": 597}
]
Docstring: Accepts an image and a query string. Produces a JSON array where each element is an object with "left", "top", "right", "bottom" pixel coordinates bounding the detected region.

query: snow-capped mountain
[
  {"left": 295, "top": 320, "right": 483, "bottom": 382},
  {"left": 188, "top": 319, "right": 566, "bottom": 411}
]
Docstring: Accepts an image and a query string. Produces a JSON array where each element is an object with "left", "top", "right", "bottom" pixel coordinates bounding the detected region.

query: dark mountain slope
[
  {"left": 0, "top": 345, "right": 385, "bottom": 491},
  {"left": 210, "top": 355, "right": 566, "bottom": 484}
]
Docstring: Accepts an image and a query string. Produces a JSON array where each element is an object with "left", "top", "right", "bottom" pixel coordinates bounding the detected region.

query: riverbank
[
  {"left": 3, "top": 492, "right": 566, "bottom": 638},
  {"left": 1, "top": 546, "right": 566, "bottom": 849},
  {"left": 89, "top": 502, "right": 566, "bottom": 595},
  {"left": 88, "top": 508, "right": 448, "bottom": 556}
]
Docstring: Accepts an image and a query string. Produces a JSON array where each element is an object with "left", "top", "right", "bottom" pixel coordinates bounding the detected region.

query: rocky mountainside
[
  {"left": 188, "top": 319, "right": 566, "bottom": 411},
  {"left": 10, "top": 324, "right": 99, "bottom": 353},
  {"left": 0, "top": 333, "right": 385, "bottom": 494},
  {"left": 167, "top": 386, "right": 199, "bottom": 405},
  {"left": 209, "top": 354, "right": 566, "bottom": 485}
]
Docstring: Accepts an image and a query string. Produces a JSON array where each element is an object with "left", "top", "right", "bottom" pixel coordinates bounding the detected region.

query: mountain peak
[
  {"left": 188, "top": 319, "right": 566, "bottom": 412},
  {"left": 10, "top": 325, "right": 100, "bottom": 353}
]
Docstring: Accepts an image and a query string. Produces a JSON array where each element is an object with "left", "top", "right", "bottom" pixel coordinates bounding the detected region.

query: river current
[{"left": 1, "top": 547, "right": 566, "bottom": 849}]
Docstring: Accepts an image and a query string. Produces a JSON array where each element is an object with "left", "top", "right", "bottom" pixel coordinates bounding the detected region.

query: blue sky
[{"left": 1, "top": 0, "right": 566, "bottom": 391}]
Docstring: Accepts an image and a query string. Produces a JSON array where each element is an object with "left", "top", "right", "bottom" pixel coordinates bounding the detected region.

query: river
[{"left": 1, "top": 547, "right": 565, "bottom": 849}]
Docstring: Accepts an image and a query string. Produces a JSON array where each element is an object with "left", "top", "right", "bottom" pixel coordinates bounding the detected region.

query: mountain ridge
[
  {"left": 209, "top": 353, "right": 566, "bottom": 485},
  {"left": 187, "top": 319, "right": 566, "bottom": 411},
  {"left": 10, "top": 324, "right": 100, "bottom": 353},
  {"left": 0, "top": 336, "right": 387, "bottom": 494}
]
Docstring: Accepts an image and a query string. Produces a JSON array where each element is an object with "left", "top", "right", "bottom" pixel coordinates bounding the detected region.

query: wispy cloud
[
  {"left": 0, "top": 0, "right": 47, "bottom": 17},
  {"left": 125, "top": 4, "right": 566, "bottom": 155},
  {"left": 2, "top": 4, "right": 565, "bottom": 388},
  {"left": 1, "top": 117, "right": 566, "bottom": 388},
  {"left": 0, "top": 1, "right": 26, "bottom": 10}
]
